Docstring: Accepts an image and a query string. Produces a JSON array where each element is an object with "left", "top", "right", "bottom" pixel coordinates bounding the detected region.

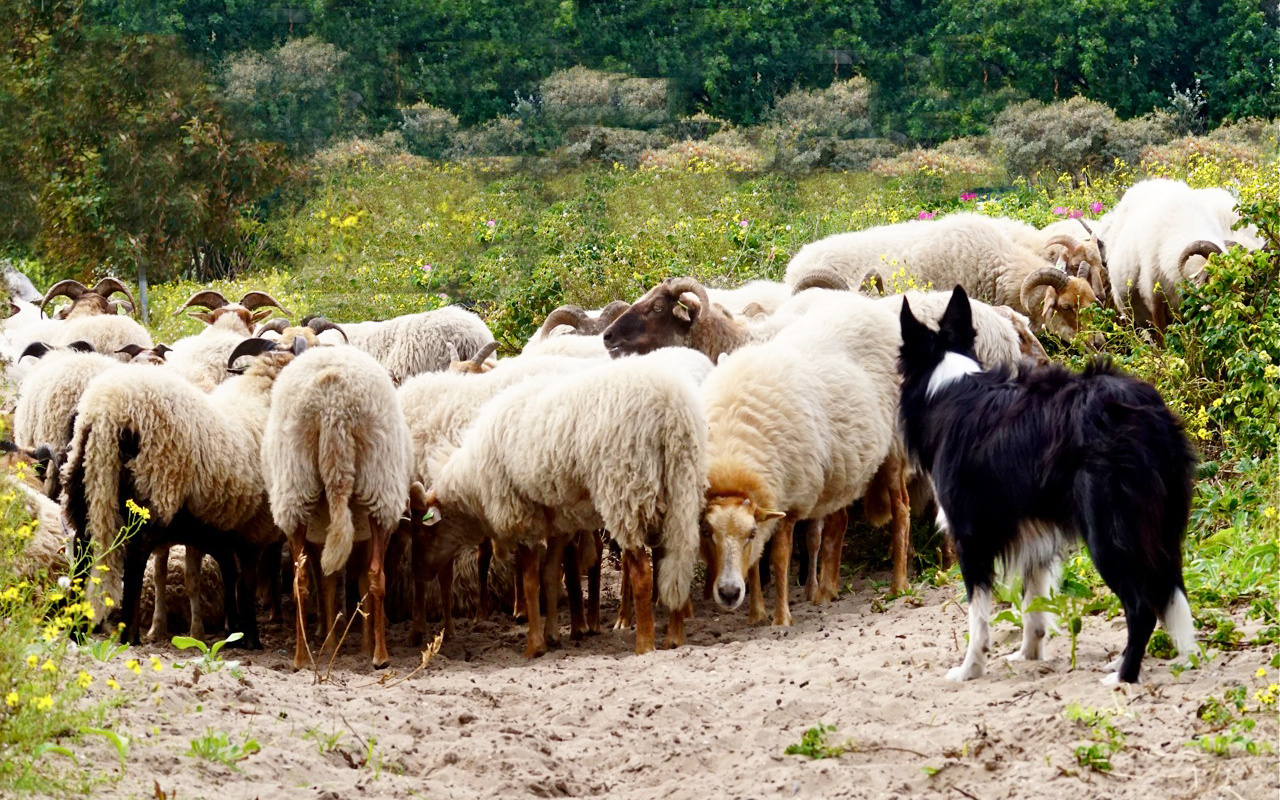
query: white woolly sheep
[
  {"left": 13, "top": 344, "right": 122, "bottom": 451},
  {"left": 704, "top": 279, "right": 792, "bottom": 316},
  {"left": 61, "top": 338, "right": 302, "bottom": 647},
  {"left": 1102, "top": 178, "right": 1233, "bottom": 330},
  {"left": 164, "top": 290, "right": 291, "bottom": 392},
  {"left": 702, "top": 292, "right": 904, "bottom": 623},
  {"left": 422, "top": 348, "right": 712, "bottom": 656},
  {"left": 261, "top": 344, "right": 411, "bottom": 670},
  {"left": 308, "top": 306, "right": 495, "bottom": 384},
  {"left": 782, "top": 213, "right": 1098, "bottom": 338},
  {"left": 1194, "top": 187, "right": 1265, "bottom": 250}
]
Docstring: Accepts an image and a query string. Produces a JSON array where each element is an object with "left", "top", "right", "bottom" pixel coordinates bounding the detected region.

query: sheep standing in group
[
  {"left": 782, "top": 213, "right": 1098, "bottom": 338},
  {"left": 40, "top": 278, "right": 153, "bottom": 355},
  {"left": 261, "top": 343, "right": 411, "bottom": 670},
  {"left": 702, "top": 291, "right": 904, "bottom": 624},
  {"left": 1102, "top": 179, "right": 1235, "bottom": 330},
  {"left": 164, "top": 290, "right": 291, "bottom": 391},
  {"left": 421, "top": 348, "right": 711, "bottom": 656},
  {"left": 523, "top": 301, "right": 631, "bottom": 347},
  {"left": 60, "top": 338, "right": 302, "bottom": 647},
  {"left": 603, "top": 277, "right": 764, "bottom": 360},
  {"left": 310, "top": 306, "right": 495, "bottom": 384}
]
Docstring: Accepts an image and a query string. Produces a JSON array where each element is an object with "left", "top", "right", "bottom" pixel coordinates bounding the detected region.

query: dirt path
[{"left": 70, "top": 572, "right": 1277, "bottom": 800}]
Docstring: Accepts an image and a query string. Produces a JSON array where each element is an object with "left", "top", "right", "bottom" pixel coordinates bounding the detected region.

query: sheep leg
[
  {"left": 120, "top": 539, "right": 152, "bottom": 645},
  {"left": 542, "top": 535, "right": 569, "bottom": 647},
  {"left": 475, "top": 539, "right": 493, "bottom": 622},
  {"left": 614, "top": 554, "right": 634, "bottom": 631},
  {"left": 585, "top": 529, "right": 603, "bottom": 635},
  {"left": 438, "top": 556, "right": 455, "bottom": 640},
  {"left": 367, "top": 521, "right": 391, "bottom": 669},
  {"left": 803, "top": 519, "right": 821, "bottom": 603},
  {"left": 624, "top": 547, "right": 655, "bottom": 655},
  {"left": 183, "top": 546, "right": 205, "bottom": 641},
  {"left": 563, "top": 535, "right": 586, "bottom": 641},
  {"left": 409, "top": 528, "right": 429, "bottom": 646},
  {"left": 517, "top": 544, "right": 546, "bottom": 658},
  {"left": 146, "top": 545, "right": 171, "bottom": 642},
  {"left": 319, "top": 571, "right": 342, "bottom": 656},
  {"left": 664, "top": 602, "right": 686, "bottom": 650},
  {"left": 771, "top": 517, "right": 795, "bottom": 627},
  {"left": 889, "top": 461, "right": 912, "bottom": 595},
  {"left": 746, "top": 564, "right": 766, "bottom": 625},
  {"left": 261, "top": 540, "right": 285, "bottom": 624},
  {"left": 209, "top": 548, "right": 239, "bottom": 643},
  {"left": 814, "top": 508, "right": 847, "bottom": 605},
  {"left": 288, "top": 527, "right": 313, "bottom": 671},
  {"left": 232, "top": 544, "right": 263, "bottom": 650},
  {"left": 513, "top": 548, "right": 527, "bottom": 622}
]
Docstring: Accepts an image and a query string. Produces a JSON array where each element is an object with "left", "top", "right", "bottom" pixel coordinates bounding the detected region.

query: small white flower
[{"left": 57, "top": 576, "right": 71, "bottom": 590}]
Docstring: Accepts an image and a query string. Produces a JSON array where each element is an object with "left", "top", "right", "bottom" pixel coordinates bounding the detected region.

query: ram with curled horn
[
  {"left": 446, "top": 340, "right": 500, "bottom": 374},
  {"left": 1018, "top": 267, "right": 1096, "bottom": 339},
  {"left": 41, "top": 277, "right": 140, "bottom": 320},
  {"left": 175, "top": 289, "right": 291, "bottom": 330},
  {"left": 603, "top": 276, "right": 762, "bottom": 361},
  {"left": 792, "top": 268, "right": 851, "bottom": 294}
]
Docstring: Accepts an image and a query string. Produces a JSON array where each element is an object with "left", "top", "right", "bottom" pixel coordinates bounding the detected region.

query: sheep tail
[
  {"left": 656, "top": 402, "right": 706, "bottom": 612},
  {"left": 318, "top": 416, "right": 356, "bottom": 576},
  {"left": 68, "top": 413, "right": 126, "bottom": 617}
]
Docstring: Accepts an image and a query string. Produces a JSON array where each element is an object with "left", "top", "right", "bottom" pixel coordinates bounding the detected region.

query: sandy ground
[{"left": 67, "top": 567, "right": 1279, "bottom": 800}]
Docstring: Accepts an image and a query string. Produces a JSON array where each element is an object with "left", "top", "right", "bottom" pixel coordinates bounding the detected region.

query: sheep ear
[
  {"left": 422, "top": 504, "right": 443, "bottom": 527},
  {"left": 66, "top": 341, "right": 96, "bottom": 353},
  {"left": 191, "top": 311, "right": 216, "bottom": 325},
  {"left": 674, "top": 292, "right": 701, "bottom": 323},
  {"left": 1040, "top": 286, "right": 1058, "bottom": 321},
  {"left": 249, "top": 307, "right": 276, "bottom": 324},
  {"left": 755, "top": 507, "right": 786, "bottom": 522},
  {"left": 116, "top": 344, "right": 144, "bottom": 358},
  {"left": 154, "top": 343, "right": 172, "bottom": 358}
]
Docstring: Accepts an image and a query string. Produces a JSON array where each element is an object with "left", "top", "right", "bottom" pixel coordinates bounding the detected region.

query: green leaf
[{"left": 171, "top": 636, "right": 209, "bottom": 655}]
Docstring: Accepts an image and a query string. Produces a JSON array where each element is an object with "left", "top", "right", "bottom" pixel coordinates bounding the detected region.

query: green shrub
[
  {"left": 991, "top": 97, "right": 1171, "bottom": 179},
  {"left": 399, "top": 103, "right": 460, "bottom": 159}
]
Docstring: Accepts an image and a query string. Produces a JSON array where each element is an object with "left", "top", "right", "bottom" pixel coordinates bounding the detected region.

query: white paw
[
  {"left": 1005, "top": 650, "right": 1038, "bottom": 663},
  {"left": 1099, "top": 672, "right": 1128, "bottom": 688},
  {"left": 1103, "top": 655, "right": 1123, "bottom": 672},
  {"left": 946, "top": 663, "right": 983, "bottom": 682}
]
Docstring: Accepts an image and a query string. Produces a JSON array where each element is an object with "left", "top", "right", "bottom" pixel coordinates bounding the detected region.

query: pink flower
[
  {"left": 1089, "top": 201, "right": 1105, "bottom": 214},
  {"left": 1068, "top": 209, "right": 1084, "bottom": 219},
  {"left": 420, "top": 263, "right": 433, "bottom": 273},
  {"left": 918, "top": 211, "right": 936, "bottom": 220},
  {"left": 960, "top": 192, "right": 978, "bottom": 202},
  {"left": 1052, "top": 206, "right": 1069, "bottom": 216},
  {"left": 739, "top": 220, "right": 749, "bottom": 228},
  {"left": 485, "top": 219, "right": 496, "bottom": 227}
]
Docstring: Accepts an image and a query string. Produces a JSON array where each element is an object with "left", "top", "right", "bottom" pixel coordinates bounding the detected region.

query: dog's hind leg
[
  {"left": 1162, "top": 588, "right": 1196, "bottom": 656},
  {"left": 1104, "top": 600, "right": 1157, "bottom": 685},
  {"left": 1008, "top": 558, "right": 1059, "bottom": 662},
  {"left": 947, "top": 583, "right": 993, "bottom": 682}
]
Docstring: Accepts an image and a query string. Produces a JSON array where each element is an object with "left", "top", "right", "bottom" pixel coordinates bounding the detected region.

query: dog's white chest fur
[{"left": 927, "top": 352, "right": 982, "bottom": 398}]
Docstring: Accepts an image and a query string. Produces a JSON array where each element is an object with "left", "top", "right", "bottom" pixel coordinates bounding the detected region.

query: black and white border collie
[{"left": 898, "top": 286, "right": 1197, "bottom": 684}]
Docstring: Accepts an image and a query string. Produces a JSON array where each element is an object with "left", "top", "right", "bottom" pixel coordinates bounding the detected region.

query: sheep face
[
  {"left": 602, "top": 280, "right": 702, "bottom": 357},
  {"left": 703, "top": 496, "right": 784, "bottom": 611},
  {"left": 1021, "top": 274, "right": 1096, "bottom": 339}
]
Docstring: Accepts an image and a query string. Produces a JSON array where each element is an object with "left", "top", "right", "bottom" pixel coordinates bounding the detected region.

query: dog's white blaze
[
  {"left": 946, "top": 586, "right": 991, "bottom": 682},
  {"left": 926, "top": 352, "right": 983, "bottom": 398},
  {"left": 1163, "top": 589, "right": 1196, "bottom": 655}
]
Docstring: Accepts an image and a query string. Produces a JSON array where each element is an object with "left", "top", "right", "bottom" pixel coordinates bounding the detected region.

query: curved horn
[
  {"left": 239, "top": 291, "right": 292, "bottom": 316},
  {"left": 19, "top": 342, "right": 54, "bottom": 361},
  {"left": 595, "top": 300, "right": 631, "bottom": 330},
  {"left": 174, "top": 289, "right": 230, "bottom": 316},
  {"left": 306, "top": 317, "right": 348, "bottom": 343},
  {"left": 664, "top": 276, "right": 711, "bottom": 311},
  {"left": 538, "top": 305, "right": 590, "bottom": 337},
  {"left": 256, "top": 317, "right": 291, "bottom": 336},
  {"left": 39, "top": 279, "right": 88, "bottom": 317},
  {"left": 470, "top": 341, "right": 500, "bottom": 365},
  {"left": 153, "top": 344, "right": 172, "bottom": 358},
  {"left": 1019, "top": 267, "right": 1070, "bottom": 313},
  {"left": 793, "top": 268, "right": 850, "bottom": 293},
  {"left": 445, "top": 342, "right": 460, "bottom": 362},
  {"left": 859, "top": 268, "right": 886, "bottom": 296},
  {"left": 1043, "top": 235, "right": 1085, "bottom": 261},
  {"left": 1177, "top": 240, "right": 1224, "bottom": 270},
  {"left": 66, "top": 341, "right": 95, "bottom": 353},
  {"left": 226, "top": 337, "right": 279, "bottom": 369},
  {"left": 90, "top": 278, "right": 138, "bottom": 316}
]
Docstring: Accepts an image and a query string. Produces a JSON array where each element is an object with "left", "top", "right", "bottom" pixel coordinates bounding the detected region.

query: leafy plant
[
  {"left": 1064, "top": 702, "right": 1125, "bottom": 773},
  {"left": 785, "top": 723, "right": 853, "bottom": 759},
  {"left": 303, "top": 725, "right": 346, "bottom": 754},
  {"left": 171, "top": 632, "right": 244, "bottom": 674},
  {"left": 186, "top": 729, "right": 261, "bottom": 769}
]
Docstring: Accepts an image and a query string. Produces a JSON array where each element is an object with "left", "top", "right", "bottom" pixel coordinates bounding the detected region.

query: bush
[
  {"left": 767, "top": 77, "right": 873, "bottom": 139},
  {"left": 870, "top": 139, "right": 995, "bottom": 178},
  {"left": 399, "top": 103, "right": 460, "bottom": 158},
  {"left": 991, "top": 97, "right": 1172, "bottom": 179},
  {"left": 538, "top": 67, "right": 670, "bottom": 129},
  {"left": 309, "top": 132, "right": 413, "bottom": 173},
  {"left": 662, "top": 113, "right": 729, "bottom": 142},
  {"left": 639, "top": 131, "right": 765, "bottom": 172},
  {"left": 559, "top": 127, "right": 667, "bottom": 169},
  {"left": 446, "top": 117, "right": 546, "bottom": 158}
]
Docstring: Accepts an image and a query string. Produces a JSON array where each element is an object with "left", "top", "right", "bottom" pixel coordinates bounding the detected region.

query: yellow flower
[
  {"left": 125, "top": 659, "right": 141, "bottom": 675},
  {"left": 1264, "top": 507, "right": 1277, "bottom": 520},
  {"left": 35, "top": 695, "right": 53, "bottom": 711},
  {"left": 125, "top": 499, "right": 151, "bottom": 522},
  {"left": 26, "top": 655, "right": 37, "bottom": 669},
  {"left": 102, "top": 596, "right": 114, "bottom": 607},
  {"left": 149, "top": 656, "right": 164, "bottom": 672},
  {"left": 1258, "top": 667, "right": 1268, "bottom": 678},
  {"left": 40, "top": 659, "right": 56, "bottom": 674},
  {"left": 76, "top": 671, "right": 92, "bottom": 688},
  {"left": 105, "top": 678, "right": 120, "bottom": 691},
  {"left": 5, "top": 692, "right": 17, "bottom": 707}
]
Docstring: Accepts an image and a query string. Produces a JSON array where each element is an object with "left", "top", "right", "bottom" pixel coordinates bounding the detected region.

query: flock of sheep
[{"left": 0, "top": 177, "right": 1258, "bottom": 673}]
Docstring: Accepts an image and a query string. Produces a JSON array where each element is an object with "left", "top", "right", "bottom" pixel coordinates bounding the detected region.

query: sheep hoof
[
  {"left": 372, "top": 656, "right": 391, "bottom": 670},
  {"left": 523, "top": 643, "right": 546, "bottom": 659},
  {"left": 773, "top": 609, "right": 793, "bottom": 627},
  {"left": 570, "top": 628, "right": 585, "bottom": 642}
]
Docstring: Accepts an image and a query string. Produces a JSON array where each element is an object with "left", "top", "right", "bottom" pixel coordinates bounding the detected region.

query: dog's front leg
[
  {"left": 947, "top": 585, "right": 992, "bottom": 681},
  {"left": 1008, "top": 560, "right": 1058, "bottom": 662}
]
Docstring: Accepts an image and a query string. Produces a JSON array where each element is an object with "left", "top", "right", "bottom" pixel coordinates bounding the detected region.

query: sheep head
[
  {"left": 446, "top": 340, "right": 500, "bottom": 374},
  {"left": 116, "top": 343, "right": 171, "bottom": 365},
  {"left": 41, "top": 278, "right": 139, "bottom": 320},
  {"left": 177, "top": 289, "right": 291, "bottom": 333},
  {"left": 1178, "top": 240, "right": 1224, "bottom": 284},
  {"left": 703, "top": 493, "right": 785, "bottom": 612},
  {"left": 602, "top": 277, "right": 711, "bottom": 358},
  {"left": 1019, "top": 268, "right": 1096, "bottom": 339},
  {"left": 792, "top": 268, "right": 850, "bottom": 294},
  {"left": 989, "top": 305, "right": 1050, "bottom": 367},
  {"left": 226, "top": 335, "right": 306, "bottom": 376},
  {"left": 537, "top": 300, "right": 631, "bottom": 340}
]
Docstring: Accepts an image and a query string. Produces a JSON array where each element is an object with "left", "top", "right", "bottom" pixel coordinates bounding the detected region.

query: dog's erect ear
[
  {"left": 938, "top": 286, "right": 977, "bottom": 354},
  {"left": 899, "top": 296, "right": 935, "bottom": 358}
]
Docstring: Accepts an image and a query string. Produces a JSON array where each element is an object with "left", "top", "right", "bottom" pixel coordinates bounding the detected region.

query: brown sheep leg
[
  {"left": 517, "top": 544, "right": 546, "bottom": 658},
  {"left": 147, "top": 546, "right": 171, "bottom": 642},
  {"left": 288, "top": 527, "right": 312, "bottom": 671},
  {"left": 319, "top": 570, "right": 342, "bottom": 656},
  {"left": 183, "top": 546, "right": 205, "bottom": 641},
  {"left": 614, "top": 552, "right": 634, "bottom": 631},
  {"left": 475, "top": 539, "right": 493, "bottom": 622},
  {"left": 263, "top": 540, "right": 285, "bottom": 624},
  {"left": 889, "top": 460, "right": 913, "bottom": 595},
  {"left": 700, "top": 533, "right": 718, "bottom": 601},
  {"left": 409, "top": 527, "right": 429, "bottom": 647},
  {"left": 771, "top": 517, "right": 795, "bottom": 627},
  {"left": 804, "top": 519, "right": 821, "bottom": 603},
  {"left": 513, "top": 547, "right": 527, "bottom": 622},
  {"left": 542, "top": 534, "right": 569, "bottom": 647},
  {"left": 437, "top": 556, "right": 455, "bottom": 640},
  {"left": 664, "top": 602, "right": 686, "bottom": 650},
  {"left": 585, "top": 530, "right": 603, "bottom": 635},
  {"left": 815, "top": 507, "right": 848, "bottom": 605},
  {"left": 625, "top": 547, "right": 655, "bottom": 655},
  {"left": 367, "top": 522, "right": 391, "bottom": 669},
  {"left": 747, "top": 563, "right": 766, "bottom": 624},
  {"left": 563, "top": 534, "right": 587, "bottom": 641}
]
